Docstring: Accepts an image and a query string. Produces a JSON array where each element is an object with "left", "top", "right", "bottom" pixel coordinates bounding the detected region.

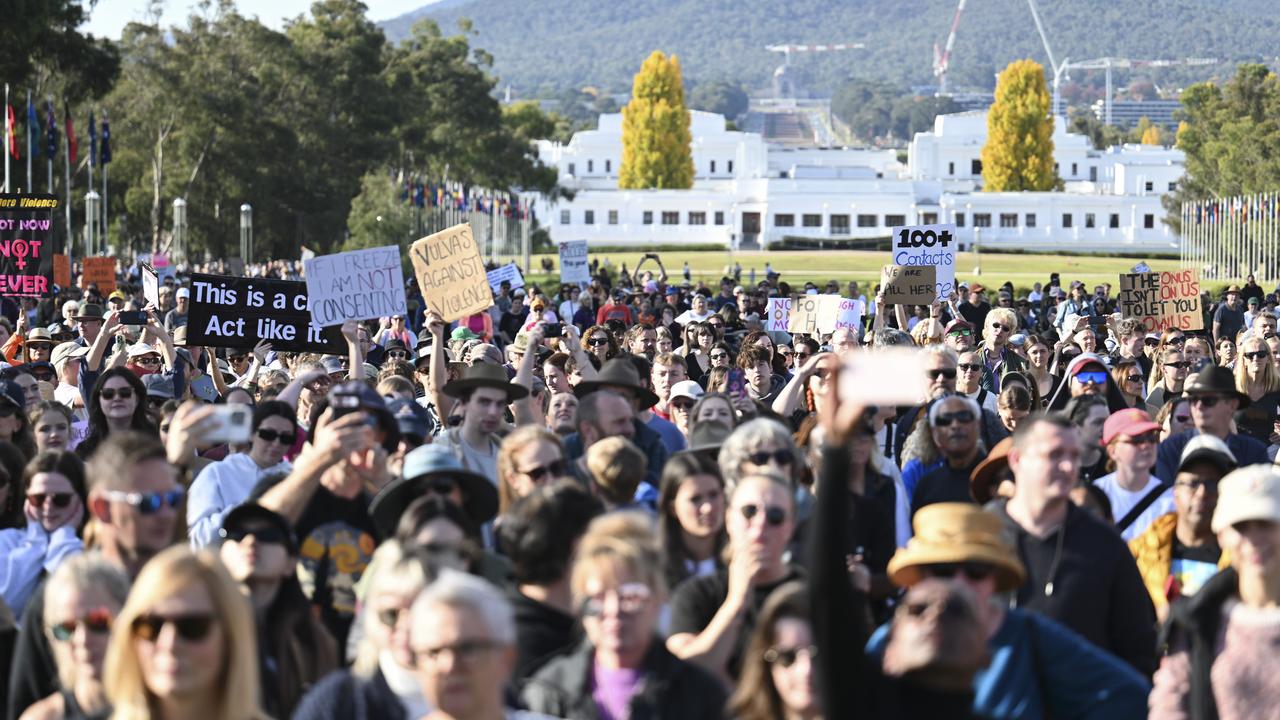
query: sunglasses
[
  {"left": 415, "top": 639, "right": 503, "bottom": 665},
  {"left": 581, "top": 583, "right": 653, "bottom": 617},
  {"left": 928, "top": 368, "right": 957, "bottom": 380},
  {"left": 710, "top": 352, "right": 728, "bottom": 361},
  {"left": 764, "top": 644, "right": 818, "bottom": 668},
  {"left": 947, "top": 329, "right": 973, "bottom": 338},
  {"left": 135, "top": 356, "right": 161, "bottom": 367},
  {"left": 1190, "top": 394, "right": 1225, "bottom": 408},
  {"left": 794, "top": 352, "right": 812, "bottom": 363},
  {"left": 519, "top": 460, "right": 565, "bottom": 482},
  {"left": 586, "top": 336, "right": 610, "bottom": 347},
  {"left": 31, "top": 371, "right": 54, "bottom": 381},
  {"left": 1074, "top": 370, "right": 1108, "bottom": 386},
  {"left": 1165, "top": 361, "right": 1191, "bottom": 370},
  {"left": 1144, "top": 339, "right": 1160, "bottom": 346},
  {"left": 50, "top": 607, "right": 114, "bottom": 641},
  {"left": 256, "top": 428, "right": 297, "bottom": 445},
  {"left": 670, "top": 400, "right": 694, "bottom": 412},
  {"left": 934, "top": 410, "right": 976, "bottom": 427},
  {"left": 1166, "top": 337, "right": 1186, "bottom": 346},
  {"left": 100, "top": 387, "right": 135, "bottom": 401},
  {"left": 1244, "top": 351, "right": 1270, "bottom": 360},
  {"left": 386, "top": 351, "right": 408, "bottom": 360},
  {"left": 28, "top": 492, "right": 74, "bottom": 508},
  {"left": 219, "top": 523, "right": 290, "bottom": 544},
  {"left": 132, "top": 613, "right": 216, "bottom": 642},
  {"left": 228, "top": 355, "right": 249, "bottom": 363},
  {"left": 922, "top": 562, "right": 996, "bottom": 582},
  {"left": 1174, "top": 414, "right": 1192, "bottom": 423},
  {"left": 1175, "top": 478, "right": 1219, "bottom": 493},
  {"left": 739, "top": 503, "right": 787, "bottom": 526},
  {"left": 1125, "top": 375, "right": 1144, "bottom": 384},
  {"left": 746, "top": 449, "right": 794, "bottom": 466},
  {"left": 957, "top": 363, "right": 982, "bottom": 372},
  {"left": 989, "top": 323, "right": 1012, "bottom": 332},
  {"left": 100, "top": 488, "right": 185, "bottom": 514}
]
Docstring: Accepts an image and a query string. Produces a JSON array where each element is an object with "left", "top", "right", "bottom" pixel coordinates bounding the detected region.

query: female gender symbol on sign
[{"left": 2, "top": 239, "right": 34, "bottom": 270}]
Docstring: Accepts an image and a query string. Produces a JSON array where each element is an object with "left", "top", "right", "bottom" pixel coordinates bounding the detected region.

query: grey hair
[
  {"left": 873, "top": 328, "right": 914, "bottom": 348},
  {"left": 411, "top": 569, "right": 516, "bottom": 648},
  {"left": 927, "top": 394, "right": 981, "bottom": 426},
  {"left": 353, "top": 540, "right": 431, "bottom": 676},
  {"left": 45, "top": 555, "right": 131, "bottom": 688},
  {"left": 718, "top": 417, "right": 798, "bottom": 490},
  {"left": 924, "top": 344, "right": 958, "bottom": 364}
]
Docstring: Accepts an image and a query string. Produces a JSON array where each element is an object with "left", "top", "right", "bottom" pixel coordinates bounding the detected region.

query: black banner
[
  {"left": 185, "top": 273, "right": 346, "bottom": 353},
  {"left": 0, "top": 194, "right": 57, "bottom": 297}
]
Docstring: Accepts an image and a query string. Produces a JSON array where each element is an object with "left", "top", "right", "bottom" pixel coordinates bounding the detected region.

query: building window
[
  {"left": 802, "top": 214, "right": 822, "bottom": 228},
  {"left": 1025, "top": 213, "right": 1036, "bottom": 228},
  {"left": 727, "top": 160, "right": 734, "bottom": 173},
  {"left": 971, "top": 159, "right": 982, "bottom": 175},
  {"left": 710, "top": 160, "right": 716, "bottom": 173},
  {"left": 922, "top": 212, "right": 939, "bottom": 225},
  {"left": 1090, "top": 166, "right": 1098, "bottom": 182},
  {"left": 775, "top": 214, "right": 795, "bottom": 227},
  {"left": 560, "top": 210, "right": 571, "bottom": 225},
  {"left": 1062, "top": 213, "right": 1073, "bottom": 228},
  {"left": 714, "top": 211, "right": 725, "bottom": 225},
  {"left": 587, "top": 160, "right": 594, "bottom": 173},
  {"left": 584, "top": 210, "right": 594, "bottom": 225},
  {"left": 956, "top": 213, "right": 966, "bottom": 228},
  {"left": 1144, "top": 214, "right": 1155, "bottom": 229},
  {"left": 608, "top": 210, "right": 618, "bottom": 225},
  {"left": 1085, "top": 213, "right": 1096, "bottom": 228},
  {"left": 973, "top": 213, "right": 992, "bottom": 227},
  {"left": 1168, "top": 181, "right": 1177, "bottom": 191},
  {"left": 948, "top": 162, "right": 955, "bottom": 175},
  {"left": 1145, "top": 181, "right": 1154, "bottom": 192},
  {"left": 689, "top": 211, "right": 706, "bottom": 225},
  {"left": 568, "top": 163, "right": 575, "bottom": 176},
  {"left": 1071, "top": 162, "right": 1078, "bottom": 176},
  {"left": 662, "top": 211, "right": 679, "bottom": 225},
  {"left": 606, "top": 160, "right": 612, "bottom": 173},
  {"left": 1000, "top": 213, "right": 1018, "bottom": 228},
  {"left": 830, "top": 214, "right": 850, "bottom": 234},
  {"left": 857, "top": 214, "right": 877, "bottom": 228},
  {"left": 643, "top": 211, "right": 653, "bottom": 225},
  {"left": 884, "top": 214, "right": 906, "bottom": 228},
  {"left": 1109, "top": 213, "right": 1120, "bottom": 229}
]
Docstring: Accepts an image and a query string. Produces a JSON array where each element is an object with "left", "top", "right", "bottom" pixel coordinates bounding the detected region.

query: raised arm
[
  {"left": 424, "top": 310, "right": 453, "bottom": 419},
  {"left": 772, "top": 352, "right": 829, "bottom": 417},
  {"left": 256, "top": 411, "right": 371, "bottom": 524},
  {"left": 511, "top": 323, "right": 545, "bottom": 427}
]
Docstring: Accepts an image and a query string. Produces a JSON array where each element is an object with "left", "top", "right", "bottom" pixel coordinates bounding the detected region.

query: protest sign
[
  {"left": 152, "top": 252, "right": 176, "bottom": 281},
  {"left": 304, "top": 246, "right": 407, "bottom": 327},
  {"left": 559, "top": 240, "right": 590, "bottom": 285},
  {"left": 817, "top": 296, "right": 864, "bottom": 334},
  {"left": 890, "top": 222, "right": 956, "bottom": 300},
  {"left": 409, "top": 223, "right": 493, "bottom": 322},
  {"left": 766, "top": 297, "right": 793, "bottom": 332},
  {"left": 53, "top": 254, "right": 70, "bottom": 289},
  {"left": 83, "top": 257, "right": 117, "bottom": 293},
  {"left": 185, "top": 272, "right": 345, "bottom": 353},
  {"left": 486, "top": 262, "right": 525, "bottom": 292},
  {"left": 0, "top": 193, "right": 56, "bottom": 297},
  {"left": 881, "top": 265, "right": 938, "bottom": 306},
  {"left": 1118, "top": 269, "right": 1204, "bottom": 332},
  {"left": 787, "top": 294, "right": 823, "bottom": 335},
  {"left": 142, "top": 264, "right": 160, "bottom": 307}
]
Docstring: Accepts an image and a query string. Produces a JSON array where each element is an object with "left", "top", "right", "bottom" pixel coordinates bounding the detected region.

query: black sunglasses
[
  {"left": 586, "top": 336, "right": 610, "bottom": 347},
  {"left": 1244, "top": 350, "right": 1270, "bottom": 360},
  {"left": 132, "top": 613, "right": 216, "bottom": 642},
  {"left": 935, "top": 410, "right": 977, "bottom": 427},
  {"left": 921, "top": 562, "right": 996, "bottom": 582},
  {"left": 519, "top": 460, "right": 565, "bottom": 482},
  {"left": 100, "top": 387, "right": 134, "bottom": 401},
  {"left": 28, "top": 492, "right": 74, "bottom": 508},
  {"left": 764, "top": 644, "right": 818, "bottom": 668},
  {"left": 747, "top": 449, "right": 794, "bottom": 466},
  {"left": 739, "top": 503, "right": 787, "bottom": 526},
  {"left": 256, "top": 428, "right": 297, "bottom": 445},
  {"left": 928, "top": 367, "right": 957, "bottom": 380},
  {"left": 1165, "top": 361, "right": 1191, "bottom": 369}
]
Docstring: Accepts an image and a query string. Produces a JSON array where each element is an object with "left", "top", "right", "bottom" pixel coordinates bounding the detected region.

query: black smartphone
[
  {"left": 1087, "top": 315, "right": 1108, "bottom": 328},
  {"left": 117, "top": 310, "right": 147, "bottom": 325},
  {"left": 542, "top": 323, "right": 563, "bottom": 338}
]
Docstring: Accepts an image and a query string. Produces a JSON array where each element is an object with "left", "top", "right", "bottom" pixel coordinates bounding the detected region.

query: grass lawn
[{"left": 496, "top": 249, "right": 1187, "bottom": 296}]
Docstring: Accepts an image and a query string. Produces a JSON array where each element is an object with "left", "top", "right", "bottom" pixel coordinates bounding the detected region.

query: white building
[{"left": 533, "top": 109, "right": 1184, "bottom": 253}]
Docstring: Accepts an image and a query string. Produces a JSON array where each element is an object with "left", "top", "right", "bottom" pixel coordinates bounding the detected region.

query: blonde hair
[
  {"left": 104, "top": 547, "right": 263, "bottom": 720},
  {"left": 352, "top": 540, "right": 429, "bottom": 676},
  {"left": 497, "top": 426, "right": 564, "bottom": 513},
  {"left": 1235, "top": 334, "right": 1280, "bottom": 394},
  {"left": 986, "top": 307, "right": 1017, "bottom": 331},
  {"left": 44, "top": 555, "right": 131, "bottom": 689},
  {"left": 571, "top": 512, "right": 666, "bottom": 607},
  {"left": 585, "top": 436, "right": 647, "bottom": 506}
]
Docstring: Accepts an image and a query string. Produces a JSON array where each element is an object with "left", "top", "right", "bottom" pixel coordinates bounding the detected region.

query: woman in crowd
[
  {"left": 496, "top": 426, "right": 565, "bottom": 516},
  {"left": 0, "top": 381, "right": 37, "bottom": 459},
  {"left": 30, "top": 402, "right": 73, "bottom": 454},
  {"left": 1022, "top": 335, "right": 1058, "bottom": 406},
  {"left": 683, "top": 322, "right": 717, "bottom": 385},
  {"left": 1065, "top": 394, "right": 1112, "bottom": 482},
  {"left": 104, "top": 546, "right": 265, "bottom": 720},
  {"left": 1155, "top": 397, "right": 1194, "bottom": 442},
  {"left": 0, "top": 451, "right": 86, "bottom": 620},
  {"left": 1147, "top": 346, "right": 1191, "bottom": 416},
  {"left": 728, "top": 582, "right": 819, "bottom": 720},
  {"left": 520, "top": 513, "right": 727, "bottom": 718},
  {"left": 996, "top": 385, "right": 1034, "bottom": 433},
  {"left": 1233, "top": 333, "right": 1280, "bottom": 443},
  {"left": 22, "top": 555, "right": 130, "bottom": 720},
  {"left": 395, "top": 495, "right": 510, "bottom": 584},
  {"left": 1094, "top": 409, "right": 1173, "bottom": 542},
  {"left": 655, "top": 326, "right": 675, "bottom": 356},
  {"left": 657, "top": 453, "right": 727, "bottom": 592},
  {"left": 719, "top": 418, "right": 802, "bottom": 490},
  {"left": 1112, "top": 358, "right": 1147, "bottom": 409},
  {"left": 186, "top": 401, "right": 298, "bottom": 547},
  {"left": 691, "top": 392, "right": 738, "bottom": 432},
  {"left": 582, "top": 325, "right": 620, "bottom": 365},
  {"left": 74, "top": 368, "right": 154, "bottom": 460},
  {"left": 1217, "top": 337, "right": 1237, "bottom": 368},
  {"left": 1184, "top": 336, "right": 1214, "bottom": 369}
]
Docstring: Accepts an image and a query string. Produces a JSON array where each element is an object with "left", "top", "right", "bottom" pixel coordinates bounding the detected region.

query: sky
[{"left": 82, "top": 0, "right": 435, "bottom": 39}]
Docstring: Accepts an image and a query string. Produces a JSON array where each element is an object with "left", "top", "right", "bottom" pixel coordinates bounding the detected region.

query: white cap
[
  {"left": 176, "top": 287, "right": 190, "bottom": 299},
  {"left": 1212, "top": 465, "right": 1280, "bottom": 533},
  {"left": 669, "top": 380, "right": 705, "bottom": 403}
]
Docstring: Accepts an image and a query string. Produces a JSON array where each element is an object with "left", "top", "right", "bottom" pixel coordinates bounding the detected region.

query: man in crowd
[
  {"left": 958, "top": 283, "right": 991, "bottom": 329},
  {"left": 944, "top": 319, "right": 976, "bottom": 354},
  {"left": 1212, "top": 285, "right": 1245, "bottom": 345},
  {"left": 1156, "top": 366, "right": 1268, "bottom": 481},
  {"left": 163, "top": 286, "right": 189, "bottom": 332},
  {"left": 910, "top": 395, "right": 984, "bottom": 518}
]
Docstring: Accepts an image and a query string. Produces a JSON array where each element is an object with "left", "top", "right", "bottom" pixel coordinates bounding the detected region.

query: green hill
[{"left": 379, "top": 0, "right": 1278, "bottom": 96}]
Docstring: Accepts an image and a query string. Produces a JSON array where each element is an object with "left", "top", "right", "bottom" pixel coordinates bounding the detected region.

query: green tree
[
  {"left": 345, "top": 170, "right": 415, "bottom": 252},
  {"left": 689, "top": 81, "right": 749, "bottom": 120},
  {"left": 0, "top": 0, "right": 120, "bottom": 100},
  {"left": 981, "top": 59, "right": 1056, "bottom": 191},
  {"left": 619, "top": 51, "right": 694, "bottom": 189}
]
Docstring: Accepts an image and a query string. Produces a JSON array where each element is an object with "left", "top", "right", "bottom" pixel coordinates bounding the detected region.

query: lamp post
[
  {"left": 172, "top": 198, "right": 187, "bottom": 263},
  {"left": 84, "top": 190, "right": 100, "bottom": 259},
  {"left": 239, "top": 203, "right": 253, "bottom": 263}
]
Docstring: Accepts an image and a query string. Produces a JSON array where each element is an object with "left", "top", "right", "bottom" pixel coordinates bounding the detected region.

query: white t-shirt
[{"left": 1093, "top": 472, "right": 1175, "bottom": 542}]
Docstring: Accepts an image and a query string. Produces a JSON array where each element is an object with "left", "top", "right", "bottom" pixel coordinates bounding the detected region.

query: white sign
[
  {"left": 766, "top": 297, "right": 792, "bottom": 332},
  {"left": 142, "top": 264, "right": 160, "bottom": 308},
  {"left": 559, "top": 240, "right": 590, "bottom": 285},
  {"left": 486, "top": 262, "right": 525, "bottom": 292},
  {"left": 818, "top": 297, "right": 864, "bottom": 334},
  {"left": 304, "top": 246, "right": 407, "bottom": 327},
  {"left": 890, "top": 223, "right": 957, "bottom": 300}
]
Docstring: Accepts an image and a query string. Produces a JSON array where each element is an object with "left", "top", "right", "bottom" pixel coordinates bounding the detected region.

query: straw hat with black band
[
  {"left": 368, "top": 445, "right": 499, "bottom": 539},
  {"left": 887, "top": 503, "right": 1026, "bottom": 593},
  {"left": 572, "top": 358, "right": 660, "bottom": 409},
  {"left": 441, "top": 363, "right": 528, "bottom": 402}
]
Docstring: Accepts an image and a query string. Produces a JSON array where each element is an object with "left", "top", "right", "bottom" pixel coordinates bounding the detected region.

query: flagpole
[{"left": 102, "top": 164, "right": 108, "bottom": 255}]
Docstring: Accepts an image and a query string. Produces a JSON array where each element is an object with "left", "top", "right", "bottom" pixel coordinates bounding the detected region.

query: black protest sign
[
  {"left": 0, "top": 194, "right": 57, "bottom": 297},
  {"left": 185, "top": 273, "right": 345, "bottom": 353}
]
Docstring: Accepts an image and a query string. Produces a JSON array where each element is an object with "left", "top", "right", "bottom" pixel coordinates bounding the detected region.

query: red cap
[
  {"left": 1102, "top": 408, "right": 1162, "bottom": 446},
  {"left": 969, "top": 283, "right": 986, "bottom": 293}
]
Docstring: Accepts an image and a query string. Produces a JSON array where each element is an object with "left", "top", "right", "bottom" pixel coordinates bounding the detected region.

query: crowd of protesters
[{"left": 0, "top": 252, "right": 1276, "bottom": 719}]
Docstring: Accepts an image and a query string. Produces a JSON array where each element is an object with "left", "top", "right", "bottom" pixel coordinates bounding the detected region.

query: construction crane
[
  {"left": 1060, "top": 56, "right": 1219, "bottom": 125},
  {"left": 933, "top": 0, "right": 969, "bottom": 96}
]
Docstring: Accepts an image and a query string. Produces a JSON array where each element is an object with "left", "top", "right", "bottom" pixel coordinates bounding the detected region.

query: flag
[
  {"left": 64, "top": 105, "right": 76, "bottom": 166},
  {"left": 88, "top": 111, "right": 96, "bottom": 167},
  {"left": 99, "top": 111, "right": 111, "bottom": 165},
  {"left": 45, "top": 101, "right": 57, "bottom": 159},
  {"left": 5, "top": 105, "right": 16, "bottom": 161},
  {"left": 26, "top": 99, "right": 38, "bottom": 160}
]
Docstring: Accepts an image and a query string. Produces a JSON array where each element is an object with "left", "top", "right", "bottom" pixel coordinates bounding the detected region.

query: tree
[
  {"left": 345, "top": 170, "right": 415, "bottom": 253},
  {"left": 689, "top": 81, "right": 749, "bottom": 120},
  {"left": 1140, "top": 125, "right": 1162, "bottom": 145},
  {"left": 0, "top": 0, "right": 120, "bottom": 101},
  {"left": 981, "top": 59, "right": 1056, "bottom": 191},
  {"left": 619, "top": 51, "right": 694, "bottom": 189}
]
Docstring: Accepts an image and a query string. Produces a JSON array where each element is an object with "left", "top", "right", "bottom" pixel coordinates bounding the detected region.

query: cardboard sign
[
  {"left": 766, "top": 297, "right": 793, "bottom": 332},
  {"left": 409, "top": 223, "right": 493, "bottom": 322},
  {"left": 0, "top": 193, "right": 56, "bottom": 297},
  {"left": 185, "top": 272, "right": 345, "bottom": 353},
  {"left": 1118, "top": 269, "right": 1204, "bottom": 332},
  {"left": 890, "top": 222, "right": 957, "bottom": 300},
  {"left": 881, "top": 265, "right": 938, "bottom": 306},
  {"left": 559, "top": 240, "right": 590, "bottom": 285},
  {"left": 142, "top": 263, "right": 160, "bottom": 307},
  {"left": 787, "top": 294, "right": 823, "bottom": 335},
  {"left": 304, "top": 246, "right": 407, "bottom": 327},
  {"left": 486, "top": 262, "right": 525, "bottom": 292},
  {"left": 817, "top": 296, "right": 865, "bottom": 334},
  {"left": 83, "top": 256, "right": 117, "bottom": 293},
  {"left": 53, "top": 254, "right": 70, "bottom": 289}
]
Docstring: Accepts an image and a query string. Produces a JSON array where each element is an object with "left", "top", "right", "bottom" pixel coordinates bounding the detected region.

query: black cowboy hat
[
  {"left": 573, "top": 358, "right": 660, "bottom": 409},
  {"left": 368, "top": 445, "right": 498, "bottom": 539},
  {"left": 441, "top": 362, "right": 528, "bottom": 401},
  {"left": 1183, "top": 366, "right": 1251, "bottom": 409}
]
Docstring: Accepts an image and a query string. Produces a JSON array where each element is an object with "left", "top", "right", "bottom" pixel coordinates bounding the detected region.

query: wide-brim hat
[
  {"left": 970, "top": 436, "right": 1014, "bottom": 504},
  {"left": 573, "top": 358, "right": 660, "bottom": 409},
  {"left": 368, "top": 445, "right": 498, "bottom": 538},
  {"left": 1183, "top": 366, "right": 1250, "bottom": 409},
  {"left": 887, "top": 503, "right": 1026, "bottom": 593},
  {"left": 441, "top": 362, "right": 528, "bottom": 401},
  {"left": 172, "top": 326, "right": 188, "bottom": 347},
  {"left": 25, "top": 328, "right": 53, "bottom": 346},
  {"left": 73, "top": 303, "right": 105, "bottom": 321},
  {"left": 51, "top": 341, "right": 88, "bottom": 369},
  {"left": 680, "top": 420, "right": 733, "bottom": 457}
]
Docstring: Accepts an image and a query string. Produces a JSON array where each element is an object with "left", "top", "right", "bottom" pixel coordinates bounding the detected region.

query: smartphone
[
  {"left": 726, "top": 368, "right": 748, "bottom": 401},
  {"left": 330, "top": 391, "right": 379, "bottom": 428},
  {"left": 205, "top": 405, "right": 252, "bottom": 445},
  {"left": 1087, "top": 315, "right": 1108, "bottom": 328},
  {"left": 117, "top": 310, "right": 147, "bottom": 325},
  {"left": 542, "top": 323, "right": 563, "bottom": 339}
]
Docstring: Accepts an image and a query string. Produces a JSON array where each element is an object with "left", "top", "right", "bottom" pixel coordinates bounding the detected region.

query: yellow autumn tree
[
  {"left": 619, "top": 51, "right": 694, "bottom": 189},
  {"left": 981, "top": 59, "right": 1056, "bottom": 191},
  {"left": 1141, "top": 125, "right": 1162, "bottom": 145},
  {"left": 1175, "top": 120, "right": 1190, "bottom": 148}
]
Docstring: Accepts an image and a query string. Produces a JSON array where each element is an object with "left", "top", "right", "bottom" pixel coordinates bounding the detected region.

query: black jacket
[
  {"left": 519, "top": 637, "right": 726, "bottom": 720},
  {"left": 1157, "top": 566, "right": 1240, "bottom": 720},
  {"left": 510, "top": 590, "right": 579, "bottom": 682},
  {"left": 991, "top": 500, "right": 1158, "bottom": 677},
  {"left": 291, "top": 667, "right": 406, "bottom": 720}
]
